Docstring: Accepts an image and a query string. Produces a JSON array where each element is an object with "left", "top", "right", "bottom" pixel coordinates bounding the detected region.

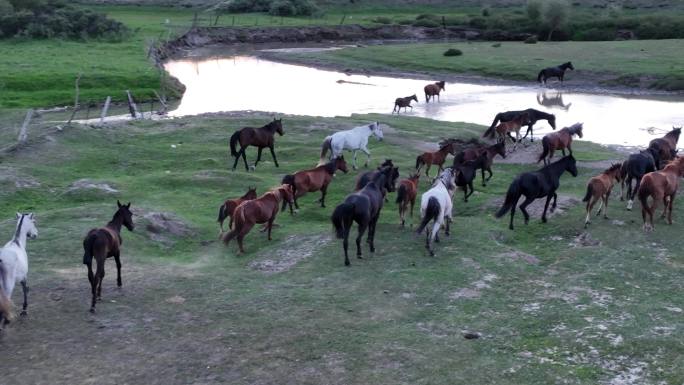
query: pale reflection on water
[{"left": 165, "top": 56, "right": 684, "bottom": 147}]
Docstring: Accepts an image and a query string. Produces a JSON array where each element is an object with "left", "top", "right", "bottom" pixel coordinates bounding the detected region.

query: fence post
[
  {"left": 126, "top": 90, "right": 140, "bottom": 119},
  {"left": 67, "top": 73, "right": 82, "bottom": 125},
  {"left": 100, "top": 96, "right": 111, "bottom": 124},
  {"left": 18, "top": 109, "right": 33, "bottom": 143}
]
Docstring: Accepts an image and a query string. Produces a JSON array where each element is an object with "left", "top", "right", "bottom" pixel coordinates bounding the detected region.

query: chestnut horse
[
  {"left": 638, "top": 157, "right": 684, "bottom": 231},
  {"left": 393, "top": 94, "right": 418, "bottom": 113},
  {"left": 396, "top": 173, "right": 420, "bottom": 227},
  {"left": 222, "top": 185, "right": 294, "bottom": 253},
  {"left": 582, "top": 163, "right": 623, "bottom": 228},
  {"left": 483, "top": 113, "right": 530, "bottom": 151},
  {"left": 453, "top": 141, "right": 506, "bottom": 186},
  {"left": 281, "top": 156, "right": 349, "bottom": 209},
  {"left": 538, "top": 123, "right": 584, "bottom": 165},
  {"left": 82, "top": 201, "right": 134, "bottom": 313},
  {"left": 217, "top": 187, "right": 257, "bottom": 233},
  {"left": 229, "top": 118, "right": 284, "bottom": 171},
  {"left": 415, "top": 139, "right": 459, "bottom": 177},
  {"left": 424, "top": 81, "right": 445, "bottom": 103},
  {"left": 648, "top": 126, "right": 681, "bottom": 166}
]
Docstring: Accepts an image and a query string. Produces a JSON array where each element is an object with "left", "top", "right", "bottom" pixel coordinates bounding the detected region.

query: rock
[{"left": 143, "top": 212, "right": 194, "bottom": 237}]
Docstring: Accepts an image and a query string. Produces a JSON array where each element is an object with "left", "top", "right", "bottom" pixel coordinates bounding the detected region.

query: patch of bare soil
[
  {"left": 0, "top": 166, "right": 41, "bottom": 189},
  {"left": 249, "top": 234, "right": 331, "bottom": 274},
  {"left": 134, "top": 210, "right": 197, "bottom": 248},
  {"left": 449, "top": 273, "right": 498, "bottom": 300},
  {"left": 570, "top": 232, "right": 602, "bottom": 247},
  {"left": 493, "top": 250, "right": 540, "bottom": 265},
  {"left": 66, "top": 179, "right": 118, "bottom": 194}
]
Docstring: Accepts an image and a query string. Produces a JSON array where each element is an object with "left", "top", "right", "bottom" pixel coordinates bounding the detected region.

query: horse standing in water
[
  {"left": 622, "top": 148, "right": 660, "bottom": 210},
  {"left": 282, "top": 156, "right": 349, "bottom": 209},
  {"left": 538, "top": 123, "right": 584, "bottom": 165},
  {"left": 393, "top": 94, "right": 418, "bottom": 113},
  {"left": 332, "top": 175, "right": 387, "bottom": 266},
  {"left": 415, "top": 139, "right": 459, "bottom": 177},
  {"left": 496, "top": 156, "right": 578, "bottom": 230},
  {"left": 0, "top": 213, "right": 38, "bottom": 328},
  {"left": 582, "top": 163, "right": 624, "bottom": 228},
  {"left": 229, "top": 118, "right": 284, "bottom": 171},
  {"left": 320, "top": 122, "right": 383, "bottom": 170},
  {"left": 396, "top": 173, "right": 420, "bottom": 227},
  {"left": 453, "top": 141, "right": 506, "bottom": 186},
  {"left": 222, "top": 185, "right": 294, "bottom": 253},
  {"left": 483, "top": 113, "right": 530, "bottom": 151},
  {"left": 424, "top": 81, "right": 445, "bottom": 103},
  {"left": 488, "top": 108, "right": 556, "bottom": 142},
  {"left": 638, "top": 157, "right": 684, "bottom": 231},
  {"left": 537, "top": 62, "right": 574, "bottom": 85},
  {"left": 648, "top": 127, "right": 681, "bottom": 166},
  {"left": 217, "top": 187, "right": 257, "bottom": 233},
  {"left": 83, "top": 201, "right": 134, "bottom": 313},
  {"left": 416, "top": 168, "right": 457, "bottom": 256}
]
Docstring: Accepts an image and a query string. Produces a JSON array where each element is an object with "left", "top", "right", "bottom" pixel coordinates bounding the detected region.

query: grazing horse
[
  {"left": 282, "top": 156, "right": 349, "bottom": 209},
  {"left": 453, "top": 152, "right": 488, "bottom": 202},
  {"left": 453, "top": 141, "right": 506, "bottom": 186},
  {"left": 638, "top": 157, "right": 684, "bottom": 231},
  {"left": 483, "top": 113, "right": 530, "bottom": 151},
  {"left": 230, "top": 118, "right": 284, "bottom": 171},
  {"left": 393, "top": 94, "right": 418, "bottom": 113},
  {"left": 331, "top": 175, "right": 387, "bottom": 266},
  {"left": 648, "top": 127, "right": 681, "bottom": 166},
  {"left": 582, "top": 163, "right": 623, "bottom": 228},
  {"left": 320, "top": 122, "right": 383, "bottom": 169},
  {"left": 488, "top": 108, "right": 556, "bottom": 142},
  {"left": 217, "top": 187, "right": 257, "bottom": 233},
  {"left": 415, "top": 139, "right": 459, "bottom": 177},
  {"left": 424, "top": 81, "right": 445, "bottom": 103},
  {"left": 0, "top": 213, "right": 38, "bottom": 328},
  {"left": 416, "top": 168, "right": 457, "bottom": 256},
  {"left": 83, "top": 201, "right": 134, "bottom": 313},
  {"left": 537, "top": 62, "right": 574, "bottom": 85},
  {"left": 222, "top": 185, "right": 294, "bottom": 253},
  {"left": 396, "top": 174, "right": 420, "bottom": 227},
  {"left": 622, "top": 148, "right": 660, "bottom": 210},
  {"left": 495, "top": 156, "right": 578, "bottom": 230},
  {"left": 538, "top": 123, "right": 584, "bottom": 165}
]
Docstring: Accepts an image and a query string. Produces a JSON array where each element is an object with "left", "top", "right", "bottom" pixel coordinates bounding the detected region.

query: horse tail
[
  {"left": 537, "top": 137, "right": 550, "bottom": 163},
  {"left": 416, "top": 197, "right": 440, "bottom": 235},
  {"left": 221, "top": 206, "right": 244, "bottom": 244},
  {"left": 217, "top": 203, "right": 228, "bottom": 225},
  {"left": 396, "top": 184, "right": 408, "bottom": 204},
  {"left": 0, "top": 262, "right": 14, "bottom": 322},
  {"left": 319, "top": 136, "right": 332, "bottom": 163},
  {"left": 415, "top": 155, "right": 424, "bottom": 170},
  {"left": 537, "top": 70, "right": 545, "bottom": 83},
  {"left": 281, "top": 174, "right": 297, "bottom": 197},
  {"left": 229, "top": 130, "right": 241, "bottom": 157},
  {"left": 582, "top": 183, "right": 593, "bottom": 203},
  {"left": 82, "top": 232, "right": 97, "bottom": 265},
  {"left": 495, "top": 179, "right": 521, "bottom": 218},
  {"left": 483, "top": 124, "right": 497, "bottom": 139},
  {"left": 637, "top": 178, "right": 651, "bottom": 207},
  {"left": 331, "top": 202, "right": 355, "bottom": 239}
]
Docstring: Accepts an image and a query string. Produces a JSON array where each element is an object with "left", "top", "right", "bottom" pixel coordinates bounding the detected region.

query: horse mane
[
  {"left": 603, "top": 163, "right": 622, "bottom": 174},
  {"left": 324, "top": 160, "right": 337, "bottom": 174}
]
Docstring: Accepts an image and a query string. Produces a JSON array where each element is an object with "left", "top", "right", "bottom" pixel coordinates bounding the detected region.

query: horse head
[
  {"left": 371, "top": 122, "right": 383, "bottom": 141},
  {"left": 572, "top": 122, "right": 584, "bottom": 138},
  {"left": 549, "top": 114, "right": 557, "bottom": 130},
  {"left": 565, "top": 62, "right": 574, "bottom": 70},
  {"left": 116, "top": 200, "right": 135, "bottom": 232},
  {"left": 244, "top": 187, "right": 258, "bottom": 199},
  {"left": 272, "top": 118, "right": 284, "bottom": 136},
  {"left": 389, "top": 167, "right": 399, "bottom": 192},
  {"left": 335, "top": 156, "right": 349, "bottom": 174},
  {"left": 492, "top": 141, "right": 506, "bottom": 159},
  {"left": 411, "top": 94, "right": 418, "bottom": 102},
  {"left": 16, "top": 212, "right": 38, "bottom": 240},
  {"left": 437, "top": 81, "right": 446, "bottom": 91},
  {"left": 565, "top": 155, "right": 578, "bottom": 177},
  {"left": 275, "top": 185, "right": 295, "bottom": 210},
  {"left": 378, "top": 159, "right": 393, "bottom": 169}
]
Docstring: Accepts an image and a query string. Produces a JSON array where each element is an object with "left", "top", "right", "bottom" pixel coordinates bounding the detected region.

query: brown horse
[
  {"left": 222, "top": 185, "right": 294, "bottom": 253},
  {"left": 424, "top": 81, "right": 445, "bottom": 103},
  {"left": 82, "top": 201, "right": 134, "bottom": 313},
  {"left": 538, "top": 123, "right": 584, "bottom": 165},
  {"left": 483, "top": 113, "right": 530, "bottom": 151},
  {"left": 453, "top": 141, "right": 506, "bottom": 186},
  {"left": 393, "top": 94, "right": 418, "bottom": 113},
  {"left": 281, "top": 156, "right": 349, "bottom": 209},
  {"left": 648, "top": 126, "right": 681, "bottom": 167},
  {"left": 217, "top": 187, "right": 257, "bottom": 233},
  {"left": 396, "top": 174, "right": 420, "bottom": 227},
  {"left": 415, "top": 139, "right": 459, "bottom": 177},
  {"left": 229, "top": 118, "right": 284, "bottom": 171},
  {"left": 582, "top": 163, "right": 623, "bottom": 228},
  {"left": 638, "top": 157, "right": 684, "bottom": 231}
]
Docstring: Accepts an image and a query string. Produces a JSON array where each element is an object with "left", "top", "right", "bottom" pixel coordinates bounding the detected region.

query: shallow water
[{"left": 165, "top": 55, "right": 684, "bottom": 147}]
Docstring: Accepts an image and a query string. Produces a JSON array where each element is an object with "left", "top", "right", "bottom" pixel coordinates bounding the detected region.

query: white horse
[
  {"left": 0, "top": 213, "right": 38, "bottom": 328},
  {"left": 319, "top": 122, "right": 384, "bottom": 169},
  {"left": 415, "top": 168, "right": 456, "bottom": 256}
]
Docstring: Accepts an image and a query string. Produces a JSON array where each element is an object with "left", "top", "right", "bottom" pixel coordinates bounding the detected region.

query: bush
[
  {"left": 269, "top": 0, "right": 295, "bottom": 16},
  {"left": 468, "top": 17, "right": 487, "bottom": 29},
  {"left": 482, "top": 7, "right": 490, "bottom": 17},
  {"left": 443, "top": 48, "right": 463, "bottom": 56},
  {"left": 413, "top": 18, "right": 440, "bottom": 28},
  {"left": 371, "top": 16, "right": 392, "bottom": 24},
  {"left": 214, "top": 0, "right": 271, "bottom": 13},
  {"left": 526, "top": 0, "right": 542, "bottom": 22},
  {"left": 416, "top": 14, "right": 440, "bottom": 21},
  {"left": 573, "top": 27, "right": 615, "bottom": 41},
  {"left": 397, "top": 19, "right": 412, "bottom": 25},
  {"left": 524, "top": 35, "right": 538, "bottom": 43}
]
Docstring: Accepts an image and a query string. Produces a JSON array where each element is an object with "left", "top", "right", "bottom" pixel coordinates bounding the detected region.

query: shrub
[
  {"left": 214, "top": 0, "right": 271, "bottom": 13},
  {"left": 443, "top": 48, "right": 463, "bottom": 56},
  {"left": 524, "top": 35, "right": 538, "bottom": 43},
  {"left": 0, "top": 0, "right": 13, "bottom": 14},
  {"left": 269, "top": 0, "right": 295, "bottom": 16},
  {"left": 397, "top": 19, "right": 412, "bottom": 25},
  {"left": 573, "top": 27, "right": 615, "bottom": 41},
  {"left": 542, "top": 0, "right": 570, "bottom": 40},
  {"left": 416, "top": 14, "right": 440, "bottom": 21},
  {"left": 482, "top": 7, "right": 490, "bottom": 17}
]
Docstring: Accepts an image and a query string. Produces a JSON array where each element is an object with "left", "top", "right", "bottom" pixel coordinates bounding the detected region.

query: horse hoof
[
  {"left": 20, "top": 310, "right": 27, "bottom": 316},
  {"left": 542, "top": 218, "right": 547, "bottom": 223},
  {"left": 357, "top": 255, "right": 363, "bottom": 259},
  {"left": 89, "top": 308, "right": 96, "bottom": 314},
  {"left": 345, "top": 260, "right": 350, "bottom": 266}
]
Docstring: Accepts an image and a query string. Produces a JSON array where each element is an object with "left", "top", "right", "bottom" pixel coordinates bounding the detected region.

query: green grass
[{"left": 1, "top": 112, "right": 683, "bottom": 384}]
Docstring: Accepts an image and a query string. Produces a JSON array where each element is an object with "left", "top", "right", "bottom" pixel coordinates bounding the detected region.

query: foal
[
  {"left": 424, "top": 81, "right": 445, "bottom": 103},
  {"left": 396, "top": 173, "right": 420, "bottom": 227},
  {"left": 538, "top": 123, "right": 583, "bottom": 165},
  {"left": 638, "top": 157, "right": 684, "bottom": 231},
  {"left": 483, "top": 113, "right": 530, "bottom": 151},
  {"left": 217, "top": 187, "right": 257, "bottom": 232},
  {"left": 282, "top": 156, "right": 349, "bottom": 209},
  {"left": 416, "top": 139, "right": 459, "bottom": 177},
  {"left": 582, "top": 163, "right": 623, "bottom": 228},
  {"left": 453, "top": 141, "right": 506, "bottom": 186},
  {"left": 393, "top": 94, "right": 418, "bottom": 113},
  {"left": 83, "top": 201, "right": 134, "bottom": 313}
]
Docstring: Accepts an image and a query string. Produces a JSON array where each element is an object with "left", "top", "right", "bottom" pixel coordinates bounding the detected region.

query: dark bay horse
[
  {"left": 638, "top": 157, "right": 684, "bottom": 231},
  {"left": 332, "top": 174, "right": 386, "bottom": 266},
  {"left": 453, "top": 152, "right": 488, "bottom": 202},
  {"left": 622, "top": 147, "right": 660, "bottom": 210},
  {"left": 582, "top": 163, "right": 623, "bottom": 228},
  {"left": 495, "top": 155, "right": 578, "bottom": 230},
  {"left": 538, "top": 123, "right": 584, "bottom": 165},
  {"left": 453, "top": 141, "right": 506, "bottom": 186},
  {"left": 217, "top": 187, "right": 257, "bottom": 233},
  {"left": 538, "top": 62, "right": 574, "bottom": 85},
  {"left": 222, "top": 185, "right": 294, "bottom": 253},
  {"left": 282, "top": 156, "right": 349, "bottom": 209},
  {"left": 648, "top": 127, "right": 681, "bottom": 166},
  {"left": 488, "top": 108, "right": 556, "bottom": 142},
  {"left": 415, "top": 139, "right": 459, "bottom": 177},
  {"left": 82, "top": 201, "right": 134, "bottom": 313},
  {"left": 396, "top": 173, "right": 420, "bottom": 227},
  {"left": 229, "top": 118, "right": 284, "bottom": 171},
  {"left": 424, "top": 81, "right": 445, "bottom": 103},
  {"left": 356, "top": 163, "right": 399, "bottom": 194},
  {"left": 393, "top": 94, "right": 418, "bottom": 113}
]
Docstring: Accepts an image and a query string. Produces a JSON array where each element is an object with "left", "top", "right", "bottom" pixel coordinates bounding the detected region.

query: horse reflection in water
[{"left": 537, "top": 90, "right": 572, "bottom": 111}]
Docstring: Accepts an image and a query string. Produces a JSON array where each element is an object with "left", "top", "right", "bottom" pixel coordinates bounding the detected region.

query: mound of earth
[
  {"left": 65, "top": 179, "right": 118, "bottom": 198},
  {"left": 135, "top": 210, "right": 196, "bottom": 247}
]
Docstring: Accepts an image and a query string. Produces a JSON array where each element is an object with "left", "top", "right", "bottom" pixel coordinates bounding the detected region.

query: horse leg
[
  {"left": 399, "top": 202, "right": 405, "bottom": 227},
  {"left": 352, "top": 150, "right": 359, "bottom": 170},
  {"left": 96, "top": 261, "right": 105, "bottom": 301},
  {"left": 342, "top": 225, "right": 352, "bottom": 266},
  {"left": 667, "top": 194, "right": 675, "bottom": 224},
  {"left": 603, "top": 189, "right": 612, "bottom": 219},
  {"left": 519, "top": 196, "right": 536, "bottom": 225},
  {"left": 254, "top": 147, "right": 263, "bottom": 167},
  {"left": 585, "top": 196, "right": 595, "bottom": 228},
  {"left": 269, "top": 145, "right": 279, "bottom": 167},
  {"left": 466, "top": 181, "right": 474, "bottom": 201},
  {"left": 509, "top": 195, "right": 521, "bottom": 230},
  {"left": 318, "top": 185, "right": 328, "bottom": 208},
  {"left": 267, "top": 217, "right": 275, "bottom": 240},
  {"left": 20, "top": 279, "right": 29, "bottom": 316},
  {"left": 561, "top": 148, "right": 566, "bottom": 157},
  {"left": 551, "top": 192, "right": 558, "bottom": 212},
  {"left": 87, "top": 262, "right": 97, "bottom": 312},
  {"left": 361, "top": 148, "right": 371, "bottom": 168},
  {"left": 356, "top": 221, "right": 368, "bottom": 259},
  {"left": 368, "top": 215, "right": 379, "bottom": 253},
  {"left": 114, "top": 252, "right": 122, "bottom": 287},
  {"left": 231, "top": 147, "right": 242, "bottom": 171},
  {"left": 425, "top": 163, "right": 431, "bottom": 178},
  {"left": 541, "top": 195, "right": 553, "bottom": 223},
  {"left": 428, "top": 220, "right": 440, "bottom": 256},
  {"left": 240, "top": 147, "right": 249, "bottom": 171},
  {"left": 629, "top": 177, "right": 642, "bottom": 210}
]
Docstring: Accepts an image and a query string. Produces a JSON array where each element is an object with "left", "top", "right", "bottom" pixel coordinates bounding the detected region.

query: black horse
[
  {"left": 622, "top": 148, "right": 660, "bottom": 210},
  {"left": 355, "top": 164, "right": 399, "bottom": 195},
  {"left": 453, "top": 152, "right": 488, "bottom": 202},
  {"left": 332, "top": 175, "right": 387, "bottom": 266},
  {"left": 488, "top": 108, "right": 556, "bottom": 142},
  {"left": 229, "top": 118, "right": 284, "bottom": 171},
  {"left": 537, "top": 62, "right": 574, "bottom": 85},
  {"left": 453, "top": 141, "right": 506, "bottom": 187},
  {"left": 495, "top": 156, "right": 578, "bottom": 230}
]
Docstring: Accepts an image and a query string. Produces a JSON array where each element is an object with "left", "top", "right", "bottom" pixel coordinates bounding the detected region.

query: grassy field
[{"left": 1, "top": 112, "right": 683, "bottom": 384}]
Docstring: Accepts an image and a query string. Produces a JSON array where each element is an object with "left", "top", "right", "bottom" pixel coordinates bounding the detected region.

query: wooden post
[
  {"left": 442, "top": 16, "right": 446, "bottom": 29},
  {"left": 67, "top": 73, "right": 83, "bottom": 125},
  {"left": 126, "top": 90, "right": 140, "bottom": 119},
  {"left": 18, "top": 109, "right": 33, "bottom": 143},
  {"left": 100, "top": 96, "right": 111, "bottom": 124},
  {"left": 153, "top": 90, "right": 168, "bottom": 114},
  {"left": 340, "top": 15, "right": 346, "bottom": 25},
  {"left": 85, "top": 102, "right": 91, "bottom": 121}
]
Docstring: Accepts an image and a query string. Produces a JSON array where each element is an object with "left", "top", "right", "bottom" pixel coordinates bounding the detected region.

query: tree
[
  {"left": 543, "top": 0, "right": 569, "bottom": 41},
  {"left": 526, "top": 0, "right": 542, "bottom": 22}
]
